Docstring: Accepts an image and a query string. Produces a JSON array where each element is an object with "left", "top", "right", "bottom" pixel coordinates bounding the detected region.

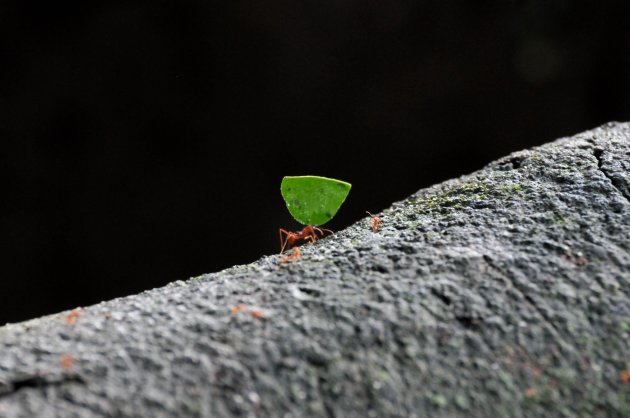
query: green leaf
[{"left": 281, "top": 176, "right": 352, "bottom": 226}]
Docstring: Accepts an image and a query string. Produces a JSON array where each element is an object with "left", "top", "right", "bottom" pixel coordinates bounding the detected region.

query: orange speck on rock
[
  {"left": 524, "top": 387, "right": 537, "bottom": 398},
  {"left": 280, "top": 247, "right": 301, "bottom": 264},
  {"left": 250, "top": 309, "right": 264, "bottom": 319},
  {"left": 231, "top": 304, "right": 248, "bottom": 315},
  {"left": 620, "top": 368, "right": 630, "bottom": 384},
  {"left": 60, "top": 354, "right": 74, "bottom": 370},
  {"left": 529, "top": 365, "right": 542, "bottom": 377},
  {"left": 66, "top": 309, "right": 82, "bottom": 325},
  {"left": 547, "top": 379, "right": 559, "bottom": 390}
]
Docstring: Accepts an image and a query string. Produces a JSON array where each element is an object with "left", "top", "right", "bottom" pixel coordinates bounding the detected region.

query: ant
[
  {"left": 279, "top": 225, "right": 333, "bottom": 253},
  {"left": 366, "top": 211, "right": 383, "bottom": 232}
]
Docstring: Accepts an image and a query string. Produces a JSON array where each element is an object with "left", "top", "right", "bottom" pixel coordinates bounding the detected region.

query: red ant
[
  {"left": 279, "top": 226, "right": 333, "bottom": 253},
  {"left": 366, "top": 211, "right": 383, "bottom": 232}
]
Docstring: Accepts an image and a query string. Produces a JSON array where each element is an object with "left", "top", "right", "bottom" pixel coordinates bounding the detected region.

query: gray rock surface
[{"left": 1, "top": 122, "right": 630, "bottom": 417}]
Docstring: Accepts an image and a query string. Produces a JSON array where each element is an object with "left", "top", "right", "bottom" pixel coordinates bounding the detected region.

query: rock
[{"left": 1, "top": 122, "right": 629, "bottom": 417}]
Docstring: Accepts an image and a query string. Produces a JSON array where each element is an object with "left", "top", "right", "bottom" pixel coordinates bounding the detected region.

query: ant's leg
[
  {"left": 279, "top": 229, "right": 285, "bottom": 253},
  {"left": 279, "top": 229, "right": 290, "bottom": 253}
]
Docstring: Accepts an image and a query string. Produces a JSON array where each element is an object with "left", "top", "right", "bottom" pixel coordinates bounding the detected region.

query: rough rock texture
[{"left": 1, "top": 122, "right": 630, "bottom": 417}]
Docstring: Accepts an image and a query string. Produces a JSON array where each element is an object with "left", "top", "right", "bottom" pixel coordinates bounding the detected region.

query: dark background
[{"left": 2, "top": 1, "right": 629, "bottom": 324}]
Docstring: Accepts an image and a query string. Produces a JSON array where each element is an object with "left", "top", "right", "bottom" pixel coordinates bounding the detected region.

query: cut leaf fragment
[{"left": 281, "top": 176, "right": 352, "bottom": 226}]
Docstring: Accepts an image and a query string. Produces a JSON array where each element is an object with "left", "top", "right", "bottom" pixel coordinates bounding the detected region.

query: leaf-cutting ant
[
  {"left": 366, "top": 211, "right": 383, "bottom": 232},
  {"left": 278, "top": 226, "right": 333, "bottom": 253}
]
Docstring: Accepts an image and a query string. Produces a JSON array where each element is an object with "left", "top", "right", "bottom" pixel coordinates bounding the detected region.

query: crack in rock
[
  {"left": 0, "top": 374, "right": 85, "bottom": 398},
  {"left": 593, "top": 148, "right": 630, "bottom": 204}
]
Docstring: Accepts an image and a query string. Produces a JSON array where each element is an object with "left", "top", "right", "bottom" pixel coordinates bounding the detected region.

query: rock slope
[{"left": 1, "top": 122, "right": 629, "bottom": 417}]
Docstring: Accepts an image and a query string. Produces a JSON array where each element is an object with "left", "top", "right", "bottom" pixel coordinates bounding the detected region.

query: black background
[{"left": 2, "top": 1, "right": 629, "bottom": 324}]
